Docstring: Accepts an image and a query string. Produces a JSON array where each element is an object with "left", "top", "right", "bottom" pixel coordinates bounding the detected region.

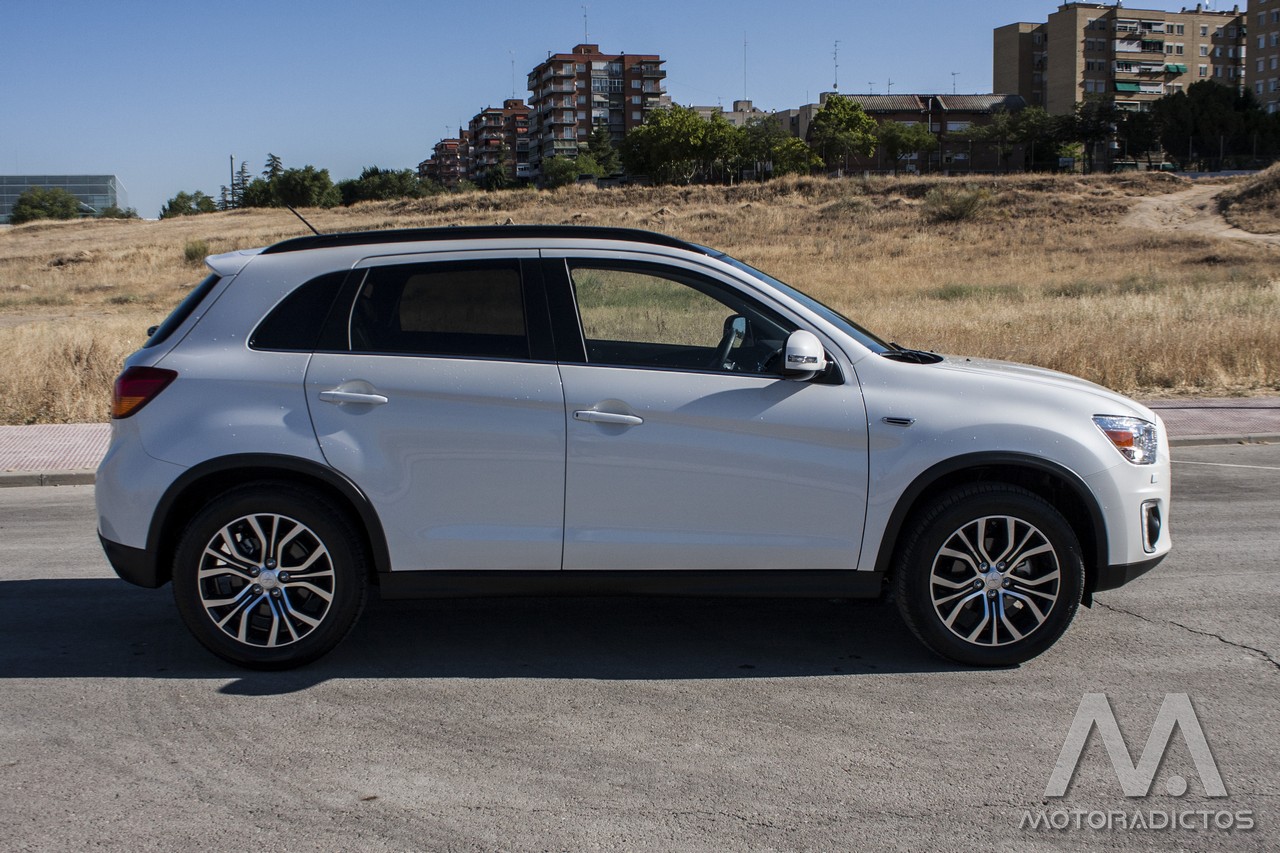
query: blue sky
[{"left": 2, "top": 0, "right": 1204, "bottom": 217}]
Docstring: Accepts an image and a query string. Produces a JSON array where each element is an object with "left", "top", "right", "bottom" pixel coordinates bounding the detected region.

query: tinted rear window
[
  {"left": 250, "top": 271, "right": 348, "bottom": 351},
  {"left": 143, "top": 274, "right": 220, "bottom": 349}
]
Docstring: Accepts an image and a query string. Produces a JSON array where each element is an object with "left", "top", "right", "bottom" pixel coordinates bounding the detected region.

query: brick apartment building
[
  {"left": 994, "top": 2, "right": 1248, "bottom": 115},
  {"left": 418, "top": 132, "right": 471, "bottom": 189},
  {"left": 468, "top": 99, "right": 533, "bottom": 182},
  {"left": 773, "top": 93, "right": 1028, "bottom": 173},
  {"left": 1254, "top": 0, "right": 1280, "bottom": 112},
  {"left": 526, "top": 44, "right": 668, "bottom": 169}
]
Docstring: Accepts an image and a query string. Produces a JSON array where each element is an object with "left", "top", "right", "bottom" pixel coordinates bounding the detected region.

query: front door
[{"left": 553, "top": 257, "right": 868, "bottom": 571}]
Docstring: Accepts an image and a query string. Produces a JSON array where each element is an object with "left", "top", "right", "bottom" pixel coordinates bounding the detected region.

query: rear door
[{"left": 305, "top": 251, "right": 566, "bottom": 572}]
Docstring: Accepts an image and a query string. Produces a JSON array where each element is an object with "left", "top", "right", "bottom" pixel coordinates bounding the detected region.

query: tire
[
  {"left": 893, "top": 484, "right": 1084, "bottom": 666},
  {"left": 172, "top": 483, "right": 368, "bottom": 669}
]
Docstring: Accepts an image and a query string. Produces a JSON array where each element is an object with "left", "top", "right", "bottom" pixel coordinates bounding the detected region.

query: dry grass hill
[{"left": 0, "top": 172, "right": 1276, "bottom": 425}]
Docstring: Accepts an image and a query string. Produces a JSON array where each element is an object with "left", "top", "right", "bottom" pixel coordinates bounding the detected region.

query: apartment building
[
  {"left": 526, "top": 44, "right": 667, "bottom": 168},
  {"left": 994, "top": 3, "right": 1248, "bottom": 114},
  {"left": 772, "top": 93, "right": 1027, "bottom": 173},
  {"left": 418, "top": 133, "right": 471, "bottom": 189},
  {"left": 1253, "top": 0, "right": 1280, "bottom": 112},
  {"left": 467, "top": 99, "right": 533, "bottom": 182},
  {"left": 691, "top": 100, "right": 770, "bottom": 127}
]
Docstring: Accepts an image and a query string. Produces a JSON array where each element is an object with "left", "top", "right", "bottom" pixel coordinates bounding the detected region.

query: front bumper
[{"left": 1091, "top": 553, "right": 1165, "bottom": 593}]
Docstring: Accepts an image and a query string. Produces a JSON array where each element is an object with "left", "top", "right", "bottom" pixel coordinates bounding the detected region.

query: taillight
[{"left": 112, "top": 366, "right": 177, "bottom": 418}]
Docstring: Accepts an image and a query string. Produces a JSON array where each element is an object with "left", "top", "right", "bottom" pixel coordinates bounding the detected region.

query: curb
[
  {"left": 0, "top": 469, "right": 97, "bottom": 488},
  {"left": 1168, "top": 433, "right": 1280, "bottom": 447},
  {"left": 0, "top": 434, "right": 1275, "bottom": 488}
]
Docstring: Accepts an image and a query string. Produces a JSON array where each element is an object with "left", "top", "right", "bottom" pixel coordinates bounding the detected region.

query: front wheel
[
  {"left": 893, "top": 484, "right": 1084, "bottom": 666},
  {"left": 172, "top": 483, "right": 367, "bottom": 669}
]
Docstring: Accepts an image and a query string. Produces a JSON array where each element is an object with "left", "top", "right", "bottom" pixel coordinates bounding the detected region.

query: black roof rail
[{"left": 260, "top": 224, "right": 703, "bottom": 255}]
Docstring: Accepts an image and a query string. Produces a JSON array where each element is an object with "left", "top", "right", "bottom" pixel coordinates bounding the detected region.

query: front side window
[
  {"left": 349, "top": 262, "right": 528, "bottom": 359},
  {"left": 568, "top": 262, "right": 794, "bottom": 374}
]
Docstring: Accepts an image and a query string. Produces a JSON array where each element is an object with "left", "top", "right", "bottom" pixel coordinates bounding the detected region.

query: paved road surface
[{"left": 0, "top": 444, "right": 1276, "bottom": 851}]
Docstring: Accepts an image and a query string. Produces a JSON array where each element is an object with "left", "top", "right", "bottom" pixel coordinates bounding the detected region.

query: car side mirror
[{"left": 782, "top": 330, "right": 827, "bottom": 381}]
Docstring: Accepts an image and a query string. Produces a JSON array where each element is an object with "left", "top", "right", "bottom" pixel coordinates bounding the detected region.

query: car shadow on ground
[{"left": 0, "top": 579, "right": 973, "bottom": 694}]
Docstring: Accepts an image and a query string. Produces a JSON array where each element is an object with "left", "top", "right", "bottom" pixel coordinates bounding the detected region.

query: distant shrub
[
  {"left": 923, "top": 185, "right": 990, "bottom": 222},
  {"left": 183, "top": 239, "right": 209, "bottom": 265}
]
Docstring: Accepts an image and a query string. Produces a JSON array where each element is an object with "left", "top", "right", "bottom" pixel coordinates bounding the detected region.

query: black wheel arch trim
[
  {"left": 873, "top": 451, "right": 1109, "bottom": 587},
  {"left": 147, "top": 453, "right": 391, "bottom": 585}
]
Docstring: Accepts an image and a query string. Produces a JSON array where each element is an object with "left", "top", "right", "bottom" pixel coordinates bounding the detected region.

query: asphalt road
[{"left": 0, "top": 444, "right": 1276, "bottom": 851}]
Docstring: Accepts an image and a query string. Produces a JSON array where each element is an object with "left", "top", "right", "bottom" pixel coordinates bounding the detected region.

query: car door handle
[
  {"left": 573, "top": 410, "right": 643, "bottom": 426},
  {"left": 319, "top": 390, "right": 389, "bottom": 406}
]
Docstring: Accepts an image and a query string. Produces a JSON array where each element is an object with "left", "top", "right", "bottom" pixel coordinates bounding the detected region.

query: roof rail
[{"left": 260, "top": 224, "right": 702, "bottom": 255}]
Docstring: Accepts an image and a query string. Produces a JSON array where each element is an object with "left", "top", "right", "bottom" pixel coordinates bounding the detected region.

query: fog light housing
[{"left": 1141, "top": 500, "right": 1162, "bottom": 553}]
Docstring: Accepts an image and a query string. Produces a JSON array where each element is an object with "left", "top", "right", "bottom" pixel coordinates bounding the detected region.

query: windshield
[{"left": 707, "top": 250, "right": 892, "bottom": 355}]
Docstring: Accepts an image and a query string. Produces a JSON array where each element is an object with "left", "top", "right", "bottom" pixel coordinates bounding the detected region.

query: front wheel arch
[{"left": 873, "top": 454, "right": 1106, "bottom": 599}]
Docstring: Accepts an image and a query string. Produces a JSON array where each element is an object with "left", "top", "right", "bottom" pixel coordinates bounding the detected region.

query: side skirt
[{"left": 378, "top": 569, "right": 886, "bottom": 600}]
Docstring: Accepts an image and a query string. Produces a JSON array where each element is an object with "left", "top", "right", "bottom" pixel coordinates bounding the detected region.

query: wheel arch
[
  {"left": 148, "top": 454, "right": 390, "bottom": 587},
  {"left": 874, "top": 453, "right": 1108, "bottom": 600}
]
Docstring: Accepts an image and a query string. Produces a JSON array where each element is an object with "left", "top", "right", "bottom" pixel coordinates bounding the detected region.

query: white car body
[{"left": 96, "top": 226, "right": 1169, "bottom": 668}]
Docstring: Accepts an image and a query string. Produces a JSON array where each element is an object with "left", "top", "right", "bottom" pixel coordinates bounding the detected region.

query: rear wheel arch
[
  {"left": 874, "top": 453, "right": 1107, "bottom": 596},
  {"left": 148, "top": 454, "right": 390, "bottom": 587}
]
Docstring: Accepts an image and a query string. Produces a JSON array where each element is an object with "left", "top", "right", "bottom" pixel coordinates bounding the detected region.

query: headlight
[{"left": 1093, "top": 415, "right": 1159, "bottom": 465}]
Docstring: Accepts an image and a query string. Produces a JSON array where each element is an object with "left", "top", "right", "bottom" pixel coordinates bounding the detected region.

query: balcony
[{"left": 630, "top": 64, "right": 666, "bottom": 78}]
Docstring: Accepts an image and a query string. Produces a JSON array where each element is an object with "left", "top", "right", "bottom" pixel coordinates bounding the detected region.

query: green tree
[
  {"left": 273, "top": 166, "right": 340, "bottom": 208},
  {"left": 586, "top": 126, "right": 621, "bottom": 176},
  {"left": 1058, "top": 97, "right": 1122, "bottom": 173},
  {"left": 876, "top": 121, "right": 938, "bottom": 174},
  {"left": 232, "top": 160, "right": 253, "bottom": 206},
  {"left": 337, "top": 166, "right": 432, "bottom": 204},
  {"left": 540, "top": 156, "right": 581, "bottom": 189},
  {"left": 743, "top": 117, "right": 820, "bottom": 178},
  {"left": 620, "top": 105, "right": 709, "bottom": 184},
  {"left": 159, "top": 191, "right": 217, "bottom": 218},
  {"left": 97, "top": 205, "right": 140, "bottom": 219},
  {"left": 701, "top": 113, "right": 746, "bottom": 182},
  {"left": 8, "top": 187, "right": 82, "bottom": 224},
  {"left": 1117, "top": 109, "right": 1163, "bottom": 167},
  {"left": 262, "top": 153, "right": 284, "bottom": 181},
  {"left": 807, "top": 96, "right": 877, "bottom": 171},
  {"left": 239, "top": 178, "right": 277, "bottom": 207},
  {"left": 1011, "top": 106, "right": 1058, "bottom": 170}
]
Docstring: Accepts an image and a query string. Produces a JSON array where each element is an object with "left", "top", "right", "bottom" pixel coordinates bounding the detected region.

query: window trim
[{"left": 551, "top": 255, "right": 843, "bottom": 383}]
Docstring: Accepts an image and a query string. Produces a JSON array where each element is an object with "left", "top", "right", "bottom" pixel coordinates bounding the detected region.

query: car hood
[{"left": 932, "top": 355, "right": 1157, "bottom": 421}]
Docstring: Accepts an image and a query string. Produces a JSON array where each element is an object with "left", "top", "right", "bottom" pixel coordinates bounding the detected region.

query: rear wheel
[
  {"left": 172, "top": 484, "right": 367, "bottom": 669},
  {"left": 894, "top": 484, "right": 1084, "bottom": 666}
]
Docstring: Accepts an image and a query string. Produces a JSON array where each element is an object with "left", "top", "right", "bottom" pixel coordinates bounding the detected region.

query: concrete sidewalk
[{"left": 1, "top": 398, "right": 1277, "bottom": 487}]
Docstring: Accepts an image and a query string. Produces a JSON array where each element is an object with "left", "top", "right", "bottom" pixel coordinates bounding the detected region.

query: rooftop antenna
[
  {"left": 869, "top": 81, "right": 875, "bottom": 94},
  {"left": 582, "top": 4, "right": 589, "bottom": 42},
  {"left": 509, "top": 50, "right": 516, "bottom": 99},
  {"left": 833, "top": 40, "right": 840, "bottom": 90},
  {"left": 887, "top": 77, "right": 894, "bottom": 94},
  {"left": 951, "top": 71, "right": 959, "bottom": 95},
  {"left": 743, "top": 32, "right": 748, "bottom": 102}
]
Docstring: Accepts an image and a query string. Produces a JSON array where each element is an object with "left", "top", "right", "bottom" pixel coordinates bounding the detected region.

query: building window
[
  {"left": 1199, "top": 64, "right": 1208, "bottom": 76},
  {"left": 1260, "top": 58, "right": 1267, "bottom": 72},
  {"left": 1258, "top": 82, "right": 1266, "bottom": 94},
  {"left": 630, "top": 79, "right": 640, "bottom": 89},
  {"left": 1273, "top": 56, "right": 1279, "bottom": 69},
  {"left": 631, "top": 95, "right": 641, "bottom": 105},
  {"left": 1176, "top": 43, "right": 1184, "bottom": 54},
  {"left": 1200, "top": 45, "right": 1209, "bottom": 56},
  {"left": 1214, "top": 66, "right": 1222, "bottom": 77},
  {"left": 631, "top": 111, "right": 641, "bottom": 121},
  {"left": 1200, "top": 25, "right": 1208, "bottom": 36}
]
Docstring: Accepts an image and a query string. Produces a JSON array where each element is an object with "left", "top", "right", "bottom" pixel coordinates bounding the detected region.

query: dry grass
[
  {"left": 1220, "top": 162, "right": 1280, "bottom": 233},
  {"left": 0, "top": 171, "right": 1277, "bottom": 424}
]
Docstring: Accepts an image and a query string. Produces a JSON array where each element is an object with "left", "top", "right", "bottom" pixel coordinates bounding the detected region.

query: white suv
[{"left": 96, "top": 226, "right": 1170, "bottom": 669}]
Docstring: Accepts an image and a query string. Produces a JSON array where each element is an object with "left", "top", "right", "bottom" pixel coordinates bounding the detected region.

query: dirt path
[{"left": 1124, "top": 183, "right": 1280, "bottom": 246}]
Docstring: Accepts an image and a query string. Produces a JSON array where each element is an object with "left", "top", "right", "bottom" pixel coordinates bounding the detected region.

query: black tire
[
  {"left": 172, "top": 483, "right": 367, "bottom": 669},
  {"left": 893, "top": 484, "right": 1084, "bottom": 666}
]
